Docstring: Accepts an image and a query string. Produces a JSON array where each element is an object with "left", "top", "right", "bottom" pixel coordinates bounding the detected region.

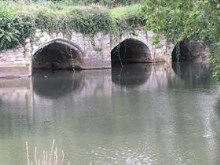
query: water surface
[{"left": 0, "top": 63, "right": 220, "bottom": 165}]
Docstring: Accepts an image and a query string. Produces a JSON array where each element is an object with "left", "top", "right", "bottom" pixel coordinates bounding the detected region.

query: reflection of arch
[
  {"left": 172, "top": 62, "right": 211, "bottom": 88},
  {"left": 33, "top": 71, "right": 84, "bottom": 98},
  {"left": 111, "top": 38, "right": 151, "bottom": 64},
  {"left": 112, "top": 64, "right": 152, "bottom": 88},
  {"left": 33, "top": 38, "right": 84, "bottom": 70}
]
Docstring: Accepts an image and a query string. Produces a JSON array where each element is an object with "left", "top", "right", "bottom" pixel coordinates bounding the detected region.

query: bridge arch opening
[
  {"left": 172, "top": 40, "right": 208, "bottom": 63},
  {"left": 33, "top": 39, "right": 84, "bottom": 70},
  {"left": 172, "top": 41, "right": 193, "bottom": 62},
  {"left": 111, "top": 39, "right": 151, "bottom": 65}
]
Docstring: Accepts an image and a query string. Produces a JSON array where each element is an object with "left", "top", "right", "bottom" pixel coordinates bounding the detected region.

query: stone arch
[
  {"left": 172, "top": 41, "right": 192, "bottom": 62},
  {"left": 111, "top": 38, "right": 152, "bottom": 64},
  {"left": 172, "top": 40, "right": 208, "bottom": 62},
  {"left": 32, "top": 38, "right": 84, "bottom": 70}
]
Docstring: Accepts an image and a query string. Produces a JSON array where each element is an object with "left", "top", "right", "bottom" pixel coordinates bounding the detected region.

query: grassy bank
[{"left": 0, "top": 1, "right": 144, "bottom": 50}]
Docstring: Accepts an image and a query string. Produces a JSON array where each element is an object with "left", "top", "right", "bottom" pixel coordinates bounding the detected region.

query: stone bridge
[{"left": 0, "top": 28, "right": 209, "bottom": 77}]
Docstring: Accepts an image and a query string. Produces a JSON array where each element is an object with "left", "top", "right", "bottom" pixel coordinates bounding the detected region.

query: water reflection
[
  {"left": 33, "top": 71, "right": 84, "bottom": 98},
  {"left": 172, "top": 62, "right": 212, "bottom": 88},
  {"left": 0, "top": 63, "right": 220, "bottom": 165},
  {"left": 112, "top": 64, "right": 151, "bottom": 88}
]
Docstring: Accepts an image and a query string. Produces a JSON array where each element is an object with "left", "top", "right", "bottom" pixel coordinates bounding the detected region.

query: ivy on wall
[{"left": 0, "top": 1, "right": 144, "bottom": 51}]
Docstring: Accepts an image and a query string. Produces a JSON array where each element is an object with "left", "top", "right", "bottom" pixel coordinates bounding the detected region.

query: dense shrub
[{"left": 0, "top": 3, "right": 35, "bottom": 50}]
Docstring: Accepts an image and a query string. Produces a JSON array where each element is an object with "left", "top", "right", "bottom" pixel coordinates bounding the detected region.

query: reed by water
[{"left": 26, "top": 139, "right": 70, "bottom": 165}]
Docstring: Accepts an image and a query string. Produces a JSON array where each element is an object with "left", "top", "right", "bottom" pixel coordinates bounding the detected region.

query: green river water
[{"left": 0, "top": 63, "right": 220, "bottom": 165}]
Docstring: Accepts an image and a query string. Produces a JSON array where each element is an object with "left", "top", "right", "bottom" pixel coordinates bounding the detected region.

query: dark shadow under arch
[
  {"left": 33, "top": 39, "right": 84, "bottom": 70},
  {"left": 111, "top": 39, "right": 151, "bottom": 65},
  {"left": 172, "top": 41, "right": 193, "bottom": 62},
  {"left": 172, "top": 40, "right": 208, "bottom": 63}
]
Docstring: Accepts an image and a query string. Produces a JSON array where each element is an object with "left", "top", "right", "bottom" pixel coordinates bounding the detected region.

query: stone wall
[
  {"left": 0, "top": 39, "right": 32, "bottom": 78},
  {"left": 33, "top": 30, "right": 112, "bottom": 69},
  {"left": 0, "top": 28, "right": 210, "bottom": 78},
  {"left": 32, "top": 29, "right": 175, "bottom": 69},
  {"left": 110, "top": 30, "right": 174, "bottom": 63}
]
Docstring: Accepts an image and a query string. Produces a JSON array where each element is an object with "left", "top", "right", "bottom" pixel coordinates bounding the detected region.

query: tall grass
[{"left": 26, "top": 140, "right": 70, "bottom": 165}]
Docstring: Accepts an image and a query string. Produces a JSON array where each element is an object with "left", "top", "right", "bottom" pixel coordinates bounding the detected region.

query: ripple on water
[{"left": 89, "top": 146, "right": 158, "bottom": 165}]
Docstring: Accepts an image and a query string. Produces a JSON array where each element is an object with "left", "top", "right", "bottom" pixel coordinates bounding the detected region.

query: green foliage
[
  {"left": 36, "top": 0, "right": 142, "bottom": 6},
  {"left": 0, "top": 3, "right": 35, "bottom": 50},
  {"left": 109, "top": 4, "right": 145, "bottom": 36},
  {"left": 142, "top": 0, "right": 220, "bottom": 79},
  {"left": 4, "top": 0, "right": 142, "bottom": 6},
  {"left": 32, "top": 3, "right": 144, "bottom": 36},
  {"left": 110, "top": 4, "right": 145, "bottom": 25},
  {"left": 0, "top": 1, "right": 144, "bottom": 50},
  {"left": 145, "top": 0, "right": 220, "bottom": 44},
  {"left": 35, "top": 8, "right": 117, "bottom": 35}
]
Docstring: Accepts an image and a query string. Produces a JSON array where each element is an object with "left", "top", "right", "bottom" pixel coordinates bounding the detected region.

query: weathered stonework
[
  {"left": 31, "top": 29, "right": 175, "bottom": 70},
  {"left": 111, "top": 30, "right": 174, "bottom": 63},
  {"left": 0, "top": 28, "right": 209, "bottom": 78},
  {"left": 0, "top": 39, "right": 32, "bottom": 78}
]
